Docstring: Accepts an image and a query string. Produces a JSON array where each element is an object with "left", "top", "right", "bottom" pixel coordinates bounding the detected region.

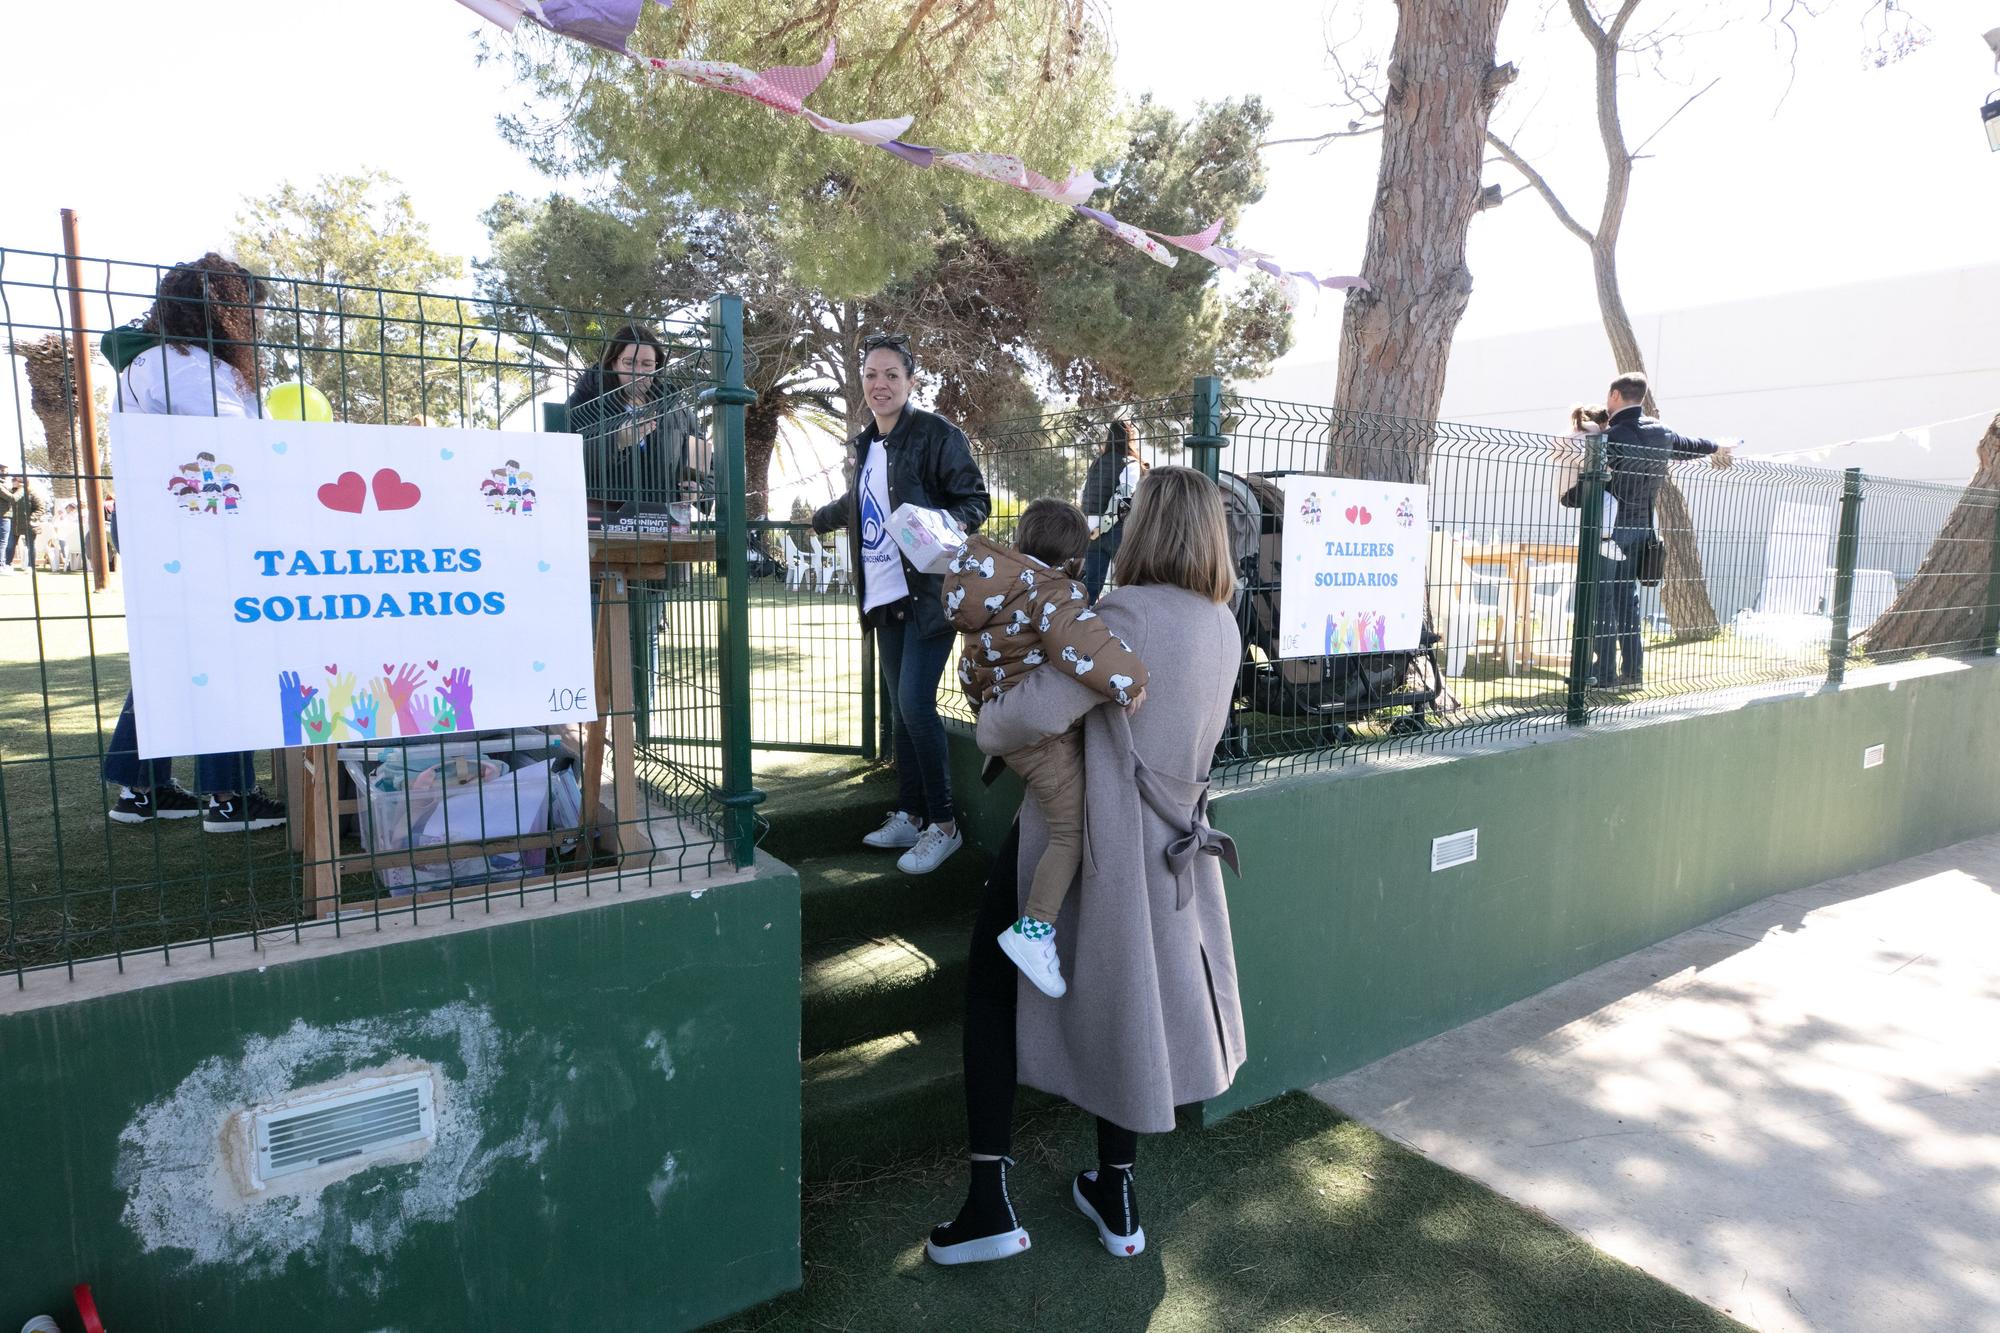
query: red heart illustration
[
  {"left": 1018, "top": 1237, "right": 1028, "bottom": 1247},
  {"left": 1125, "top": 1245, "right": 1136, "bottom": 1254},
  {"left": 323, "top": 663, "right": 337, "bottom": 676},
  {"left": 1344, "top": 505, "right": 1359, "bottom": 523},
  {"left": 426, "top": 660, "right": 440, "bottom": 671},
  {"left": 317, "top": 471, "right": 367, "bottom": 514},
  {"left": 381, "top": 663, "right": 395, "bottom": 675},
  {"left": 372, "top": 467, "right": 422, "bottom": 511},
  {"left": 1358, "top": 506, "right": 1373, "bottom": 525}
]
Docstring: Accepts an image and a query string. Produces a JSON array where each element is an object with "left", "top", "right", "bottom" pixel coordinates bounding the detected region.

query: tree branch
[
  {"left": 1260, "top": 123, "right": 1384, "bottom": 152},
  {"left": 1628, "top": 76, "right": 1720, "bottom": 158},
  {"left": 1484, "top": 131, "right": 1597, "bottom": 245}
]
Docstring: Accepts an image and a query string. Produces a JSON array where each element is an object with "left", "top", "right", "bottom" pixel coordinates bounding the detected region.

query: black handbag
[{"left": 1634, "top": 534, "right": 1667, "bottom": 587}]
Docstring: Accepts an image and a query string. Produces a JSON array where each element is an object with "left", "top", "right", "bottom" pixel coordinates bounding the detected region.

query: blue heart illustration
[
  {"left": 163, "top": 560, "right": 181, "bottom": 574},
  {"left": 439, "top": 448, "right": 454, "bottom": 460},
  {"left": 532, "top": 661, "right": 546, "bottom": 672},
  {"left": 271, "top": 441, "right": 288, "bottom": 454},
  {"left": 191, "top": 673, "right": 209, "bottom": 686},
  {"left": 537, "top": 560, "right": 551, "bottom": 572}
]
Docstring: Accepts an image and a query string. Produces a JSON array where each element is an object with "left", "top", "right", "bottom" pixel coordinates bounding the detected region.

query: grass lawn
[{"left": 711, "top": 1093, "right": 1747, "bottom": 1333}]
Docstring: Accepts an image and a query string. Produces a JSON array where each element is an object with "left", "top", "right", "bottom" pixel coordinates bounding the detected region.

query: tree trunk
[
  {"left": 1861, "top": 413, "right": 2000, "bottom": 657},
  {"left": 14, "top": 336, "right": 80, "bottom": 500},
  {"left": 1588, "top": 242, "right": 1721, "bottom": 636},
  {"left": 1330, "top": 0, "right": 1511, "bottom": 483},
  {"left": 742, "top": 391, "right": 785, "bottom": 523}
]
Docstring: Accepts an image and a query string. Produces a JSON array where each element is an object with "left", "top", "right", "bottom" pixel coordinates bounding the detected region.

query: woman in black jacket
[
  {"left": 813, "top": 333, "right": 990, "bottom": 876},
  {"left": 1077, "top": 417, "right": 1143, "bottom": 603}
]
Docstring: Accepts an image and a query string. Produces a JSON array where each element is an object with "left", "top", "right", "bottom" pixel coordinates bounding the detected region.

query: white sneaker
[
  {"left": 997, "top": 917, "right": 1066, "bottom": 998},
  {"left": 861, "top": 810, "right": 923, "bottom": 850},
  {"left": 897, "top": 823, "right": 963, "bottom": 875}
]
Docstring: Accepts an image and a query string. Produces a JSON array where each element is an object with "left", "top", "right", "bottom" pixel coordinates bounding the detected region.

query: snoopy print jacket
[{"left": 942, "top": 534, "right": 1148, "bottom": 712}]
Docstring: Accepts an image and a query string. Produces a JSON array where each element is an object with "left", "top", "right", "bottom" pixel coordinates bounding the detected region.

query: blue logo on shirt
[{"left": 861, "top": 487, "right": 887, "bottom": 552}]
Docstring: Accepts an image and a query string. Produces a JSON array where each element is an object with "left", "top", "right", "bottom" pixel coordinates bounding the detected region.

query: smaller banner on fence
[
  {"left": 110, "top": 415, "right": 594, "bottom": 758},
  {"left": 1277, "top": 474, "right": 1429, "bottom": 659}
]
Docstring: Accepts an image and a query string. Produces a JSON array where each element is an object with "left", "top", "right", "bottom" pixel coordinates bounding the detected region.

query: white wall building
[{"left": 1248, "top": 263, "right": 2000, "bottom": 484}]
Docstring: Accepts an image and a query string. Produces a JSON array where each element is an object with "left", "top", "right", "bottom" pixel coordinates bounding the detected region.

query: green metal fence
[
  {"left": 917, "top": 385, "right": 1999, "bottom": 783},
  {"left": 1, "top": 245, "right": 760, "bottom": 982}
]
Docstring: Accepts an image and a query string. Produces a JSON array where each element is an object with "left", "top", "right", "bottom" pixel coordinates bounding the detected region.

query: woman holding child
[{"left": 926, "top": 466, "right": 1247, "bottom": 1265}]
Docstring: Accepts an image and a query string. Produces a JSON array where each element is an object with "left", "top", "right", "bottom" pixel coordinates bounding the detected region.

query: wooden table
[{"left": 1460, "top": 541, "right": 1579, "bottom": 674}]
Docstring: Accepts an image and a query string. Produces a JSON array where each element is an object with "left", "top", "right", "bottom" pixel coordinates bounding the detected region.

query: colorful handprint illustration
[{"left": 275, "top": 662, "right": 476, "bottom": 743}]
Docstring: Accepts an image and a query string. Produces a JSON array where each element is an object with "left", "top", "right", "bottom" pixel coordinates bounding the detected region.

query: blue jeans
[
  {"left": 1594, "top": 558, "right": 1642, "bottom": 684},
  {"left": 101, "top": 692, "right": 255, "bottom": 794},
  {"left": 875, "top": 618, "right": 955, "bottom": 826},
  {"left": 0, "top": 516, "right": 10, "bottom": 563},
  {"left": 1082, "top": 521, "right": 1123, "bottom": 604}
]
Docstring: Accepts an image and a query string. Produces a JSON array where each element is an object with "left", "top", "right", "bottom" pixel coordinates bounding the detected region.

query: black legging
[{"left": 964, "top": 821, "right": 1139, "bottom": 1165}]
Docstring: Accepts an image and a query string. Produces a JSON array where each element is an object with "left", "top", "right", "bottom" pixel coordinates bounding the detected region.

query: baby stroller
[{"left": 1216, "top": 469, "right": 1449, "bottom": 757}]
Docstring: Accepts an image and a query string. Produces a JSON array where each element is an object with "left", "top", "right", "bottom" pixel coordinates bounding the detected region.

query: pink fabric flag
[
  {"left": 939, "top": 154, "right": 1102, "bottom": 207},
  {"left": 1074, "top": 207, "right": 1178, "bottom": 267}
]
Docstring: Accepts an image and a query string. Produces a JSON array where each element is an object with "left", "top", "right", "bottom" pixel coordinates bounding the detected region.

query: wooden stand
[{"left": 294, "top": 534, "right": 713, "bottom": 918}]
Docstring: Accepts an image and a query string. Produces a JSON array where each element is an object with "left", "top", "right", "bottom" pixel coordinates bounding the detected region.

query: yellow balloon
[{"left": 265, "top": 381, "right": 334, "bottom": 423}]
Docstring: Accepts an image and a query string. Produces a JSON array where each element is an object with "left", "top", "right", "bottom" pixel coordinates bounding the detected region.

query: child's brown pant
[{"left": 1010, "top": 726, "right": 1086, "bottom": 925}]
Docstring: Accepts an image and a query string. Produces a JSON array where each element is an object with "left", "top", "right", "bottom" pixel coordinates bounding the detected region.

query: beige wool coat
[{"left": 975, "top": 582, "right": 1247, "bottom": 1134}]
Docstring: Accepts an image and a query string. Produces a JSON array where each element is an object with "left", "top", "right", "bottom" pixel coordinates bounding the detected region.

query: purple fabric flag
[
  {"left": 1074, "top": 207, "right": 1177, "bottom": 267},
  {"left": 456, "top": 0, "right": 669, "bottom": 55},
  {"left": 878, "top": 140, "right": 938, "bottom": 168}
]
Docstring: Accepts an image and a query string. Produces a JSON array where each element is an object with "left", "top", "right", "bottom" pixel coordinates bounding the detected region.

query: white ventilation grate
[
  {"left": 252, "top": 1074, "right": 435, "bottom": 1185},
  {"left": 1431, "top": 828, "right": 1478, "bottom": 872}
]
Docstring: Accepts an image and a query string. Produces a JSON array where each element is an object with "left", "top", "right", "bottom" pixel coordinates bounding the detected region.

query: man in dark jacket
[
  {"left": 814, "top": 333, "right": 990, "bottom": 875},
  {"left": 1570, "top": 371, "right": 1733, "bottom": 687}
]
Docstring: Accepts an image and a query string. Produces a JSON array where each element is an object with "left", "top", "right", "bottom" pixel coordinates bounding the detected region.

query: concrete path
[{"left": 1313, "top": 833, "right": 2000, "bottom": 1333}]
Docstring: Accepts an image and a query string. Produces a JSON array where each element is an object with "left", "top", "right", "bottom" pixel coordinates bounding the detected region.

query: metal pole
[
  {"left": 1185, "top": 375, "right": 1225, "bottom": 482},
  {"left": 1566, "top": 434, "right": 1608, "bottom": 726},
  {"left": 1979, "top": 484, "right": 2000, "bottom": 657},
  {"left": 1827, "top": 467, "right": 1863, "bottom": 685},
  {"left": 59, "top": 210, "right": 111, "bottom": 591},
  {"left": 859, "top": 626, "right": 877, "bottom": 761},
  {"left": 707, "top": 293, "right": 764, "bottom": 867}
]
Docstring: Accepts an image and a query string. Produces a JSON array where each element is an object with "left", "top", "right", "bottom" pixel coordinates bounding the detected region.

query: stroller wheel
[
  {"left": 1386, "top": 713, "right": 1429, "bottom": 737},
  {"left": 1319, "top": 720, "right": 1356, "bottom": 746}
]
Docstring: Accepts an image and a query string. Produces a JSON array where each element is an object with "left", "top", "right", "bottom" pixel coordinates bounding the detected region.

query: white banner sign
[
  {"left": 1278, "top": 475, "right": 1429, "bottom": 658},
  {"left": 110, "top": 415, "right": 595, "bottom": 758}
]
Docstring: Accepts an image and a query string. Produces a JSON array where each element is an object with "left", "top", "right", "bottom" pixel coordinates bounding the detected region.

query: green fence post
[
  {"left": 1186, "top": 375, "right": 1225, "bottom": 482},
  {"left": 860, "top": 628, "right": 878, "bottom": 761},
  {"left": 1981, "top": 485, "right": 2000, "bottom": 657},
  {"left": 1827, "top": 467, "right": 1864, "bottom": 685},
  {"left": 708, "top": 293, "right": 764, "bottom": 866},
  {"left": 1566, "top": 434, "right": 1608, "bottom": 726}
]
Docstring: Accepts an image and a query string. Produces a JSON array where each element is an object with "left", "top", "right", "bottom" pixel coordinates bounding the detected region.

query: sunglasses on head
[{"left": 862, "top": 333, "right": 910, "bottom": 354}]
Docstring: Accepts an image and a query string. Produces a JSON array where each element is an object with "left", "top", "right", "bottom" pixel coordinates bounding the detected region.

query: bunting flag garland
[
  {"left": 460, "top": 2, "right": 1365, "bottom": 305},
  {"left": 457, "top": 0, "right": 671, "bottom": 55}
]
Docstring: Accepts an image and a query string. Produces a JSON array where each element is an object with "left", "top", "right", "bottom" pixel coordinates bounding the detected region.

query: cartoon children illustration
[
  {"left": 519, "top": 487, "right": 535, "bottom": 516},
  {"left": 222, "top": 483, "right": 241, "bottom": 513},
  {"left": 201, "top": 482, "right": 222, "bottom": 515},
  {"left": 195, "top": 451, "right": 217, "bottom": 483}
]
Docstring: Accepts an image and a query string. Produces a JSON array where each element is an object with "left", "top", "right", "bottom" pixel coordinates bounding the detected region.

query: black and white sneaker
[
  {"left": 203, "top": 790, "right": 288, "bottom": 833},
  {"left": 109, "top": 784, "right": 203, "bottom": 824},
  {"left": 925, "top": 1157, "right": 1032, "bottom": 1266},
  {"left": 1073, "top": 1166, "right": 1145, "bottom": 1257}
]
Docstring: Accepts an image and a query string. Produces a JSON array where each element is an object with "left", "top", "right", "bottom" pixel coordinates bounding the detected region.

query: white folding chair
[
  {"left": 811, "top": 535, "right": 838, "bottom": 594},
  {"left": 825, "top": 534, "right": 853, "bottom": 594},
  {"left": 779, "top": 533, "right": 814, "bottom": 590}
]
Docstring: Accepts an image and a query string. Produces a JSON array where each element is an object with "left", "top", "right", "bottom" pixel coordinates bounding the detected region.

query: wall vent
[
  {"left": 251, "top": 1073, "right": 435, "bottom": 1186},
  {"left": 1431, "top": 828, "right": 1478, "bottom": 872},
  {"left": 1863, "top": 744, "right": 1885, "bottom": 769}
]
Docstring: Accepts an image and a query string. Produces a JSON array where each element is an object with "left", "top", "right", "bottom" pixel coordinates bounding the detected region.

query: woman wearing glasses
[{"left": 813, "top": 334, "right": 990, "bottom": 875}]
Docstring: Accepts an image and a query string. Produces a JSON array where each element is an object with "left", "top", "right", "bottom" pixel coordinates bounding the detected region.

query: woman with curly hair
[{"left": 101, "top": 253, "right": 287, "bottom": 833}]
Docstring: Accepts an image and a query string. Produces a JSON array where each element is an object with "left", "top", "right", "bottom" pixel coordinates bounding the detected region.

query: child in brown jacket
[{"left": 943, "top": 499, "right": 1147, "bottom": 998}]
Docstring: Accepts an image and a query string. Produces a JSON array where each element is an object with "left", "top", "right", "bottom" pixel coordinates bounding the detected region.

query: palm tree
[{"left": 10, "top": 335, "right": 79, "bottom": 499}]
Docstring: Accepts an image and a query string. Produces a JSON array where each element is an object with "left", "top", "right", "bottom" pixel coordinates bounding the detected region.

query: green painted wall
[
  {"left": 947, "top": 664, "right": 2000, "bottom": 1124},
  {"left": 1205, "top": 662, "right": 2000, "bottom": 1118},
  {"left": 0, "top": 866, "right": 801, "bottom": 1332}
]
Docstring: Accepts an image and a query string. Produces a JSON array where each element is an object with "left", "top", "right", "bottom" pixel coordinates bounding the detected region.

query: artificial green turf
[{"left": 711, "top": 1093, "right": 1747, "bottom": 1333}]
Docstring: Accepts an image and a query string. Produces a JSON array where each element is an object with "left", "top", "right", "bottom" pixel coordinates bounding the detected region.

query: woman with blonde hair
[{"left": 927, "top": 465, "right": 1247, "bottom": 1266}]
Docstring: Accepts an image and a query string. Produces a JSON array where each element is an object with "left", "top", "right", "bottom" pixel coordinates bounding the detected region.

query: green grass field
[{"left": 713, "top": 1092, "right": 1747, "bottom": 1333}]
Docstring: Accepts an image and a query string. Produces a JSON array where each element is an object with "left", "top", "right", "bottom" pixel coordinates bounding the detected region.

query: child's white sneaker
[
  {"left": 998, "top": 916, "right": 1066, "bottom": 998},
  {"left": 897, "top": 822, "right": 963, "bottom": 875}
]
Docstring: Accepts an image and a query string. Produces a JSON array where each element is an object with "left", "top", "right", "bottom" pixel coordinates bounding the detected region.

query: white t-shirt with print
[
  {"left": 114, "top": 345, "right": 258, "bottom": 419},
  {"left": 858, "top": 439, "right": 909, "bottom": 614}
]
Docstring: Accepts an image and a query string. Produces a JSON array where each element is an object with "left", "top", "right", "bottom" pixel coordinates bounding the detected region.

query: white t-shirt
[
  {"left": 858, "top": 439, "right": 909, "bottom": 613},
  {"left": 114, "top": 345, "right": 257, "bottom": 418}
]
